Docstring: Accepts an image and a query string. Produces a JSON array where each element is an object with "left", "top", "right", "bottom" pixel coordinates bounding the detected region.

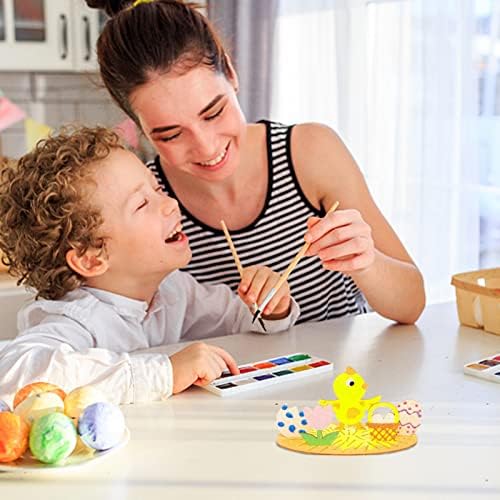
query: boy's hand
[
  {"left": 238, "top": 265, "right": 291, "bottom": 320},
  {"left": 170, "top": 343, "right": 239, "bottom": 394}
]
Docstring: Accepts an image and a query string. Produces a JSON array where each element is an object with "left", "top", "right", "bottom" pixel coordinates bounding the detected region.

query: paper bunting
[
  {"left": 114, "top": 118, "right": 139, "bottom": 149},
  {"left": 25, "top": 118, "right": 53, "bottom": 151},
  {"left": 0, "top": 97, "right": 26, "bottom": 132}
]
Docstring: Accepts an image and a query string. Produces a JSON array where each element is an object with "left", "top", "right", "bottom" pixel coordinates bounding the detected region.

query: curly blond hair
[{"left": 0, "top": 126, "right": 124, "bottom": 300}]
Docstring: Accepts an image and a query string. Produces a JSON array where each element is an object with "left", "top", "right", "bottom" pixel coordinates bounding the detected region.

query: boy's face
[{"left": 90, "top": 148, "right": 191, "bottom": 281}]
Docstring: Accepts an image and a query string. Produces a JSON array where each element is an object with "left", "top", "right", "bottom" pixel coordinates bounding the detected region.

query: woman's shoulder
[
  {"left": 291, "top": 122, "right": 346, "bottom": 158},
  {"left": 289, "top": 122, "right": 365, "bottom": 208}
]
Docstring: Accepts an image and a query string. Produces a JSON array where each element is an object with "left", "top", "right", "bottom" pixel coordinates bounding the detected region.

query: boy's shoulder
[{"left": 18, "top": 288, "right": 104, "bottom": 331}]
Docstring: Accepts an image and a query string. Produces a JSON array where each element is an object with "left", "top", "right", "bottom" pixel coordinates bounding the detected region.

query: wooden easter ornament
[{"left": 275, "top": 367, "right": 420, "bottom": 455}]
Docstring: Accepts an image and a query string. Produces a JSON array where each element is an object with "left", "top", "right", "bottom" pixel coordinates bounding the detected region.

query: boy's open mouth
[
  {"left": 165, "top": 231, "right": 182, "bottom": 243},
  {"left": 165, "top": 223, "right": 183, "bottom": 244}
]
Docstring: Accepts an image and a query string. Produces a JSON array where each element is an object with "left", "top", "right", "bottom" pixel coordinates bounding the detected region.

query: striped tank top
[{"left": 148, "top": 120, "right": 367, "bottom": 323}]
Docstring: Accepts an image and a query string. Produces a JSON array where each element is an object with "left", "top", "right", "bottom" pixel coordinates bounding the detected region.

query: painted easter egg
[
  {"left": 14, "top": 392, "right": 65, "bottom": 426},
  {"left": 13, "top": 382, "right": 66, "bottom": 409},
  {"left": 78, "top": 402, "right": 125, "bottom": 451},
  {"left": 64, "top": 385, "right": 107, "bottom": 424},
  {"left": 29, "top": 413, "right": 77, "bottom": 464},
  {"left": 0, "top": 412, "right": 29, "bottom": 462},
  {"left": 0, "top": 399, "right": 11, "bottom": 413},
  {"left": 275, "top": 404, "right": 309, "bottom": 438},
  {"left": 396, "top": 400, "right": 422, "bottom": 435}
]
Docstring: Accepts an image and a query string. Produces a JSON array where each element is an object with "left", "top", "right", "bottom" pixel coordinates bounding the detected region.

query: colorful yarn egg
[
  {"left": 0, "top": 400, "right": 11, "bottom": 413},
  {"left": 14, "top": 392, "right": 65, "bottom": 426},
  {"left": 78, "top": 402, "right": 125, "bottom": 451},
  {"left": 0, "top": 412, "right": 29, "bottom": 462},
  {"left": 64, "top": 385, "right": 107, "bottom": 424},
  {"left": 14, "top": 382, "right": 66, "bottom": 409},
  {"left": 29, "top": 413, "right": 77, "bottom": 464}
]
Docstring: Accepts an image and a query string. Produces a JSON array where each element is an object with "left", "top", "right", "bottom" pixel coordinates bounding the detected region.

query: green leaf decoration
[
  {"left": 300, "top": 433, "right": 320, "bottom": 445},
  {"left": 300, "top": 431, "right": 339, "bottom": 446},
  {"left": 321, "top": 431, "right": 339, "bottom": 445}
]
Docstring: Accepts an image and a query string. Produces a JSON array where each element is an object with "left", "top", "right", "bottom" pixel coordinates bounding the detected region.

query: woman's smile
[{"left": 194, "top": 141, "right": 231, "bottom": 171}]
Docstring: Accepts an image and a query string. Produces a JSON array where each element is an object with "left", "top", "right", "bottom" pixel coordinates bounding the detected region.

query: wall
[{"left": 0, "top": 72, "right": 127, "bottom": 159}]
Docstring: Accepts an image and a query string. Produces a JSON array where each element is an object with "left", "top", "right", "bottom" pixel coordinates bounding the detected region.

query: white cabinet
[
  {"left": 72, "top": 3, "right": 107, "bottom": 72},
  {"left": 0, "top": 0, "right": 105, "bottom": 72}
]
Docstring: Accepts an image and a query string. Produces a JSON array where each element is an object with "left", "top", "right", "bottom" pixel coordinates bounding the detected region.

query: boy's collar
[
  {"left": 78, "top": 274, "right": 176, "bottom": 321},
  {"left": 80, "top": 286, "right": 150, "bottom": 321}
]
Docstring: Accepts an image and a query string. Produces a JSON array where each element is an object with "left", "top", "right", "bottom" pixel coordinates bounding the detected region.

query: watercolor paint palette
[
  {"left": 202, "top": 353, "right": 333, "bottom": 397},
  {"left": 464, "top": 353, "right": 500, "bottom": 383}
]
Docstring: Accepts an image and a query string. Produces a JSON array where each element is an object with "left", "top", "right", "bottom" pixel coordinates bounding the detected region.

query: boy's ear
[{"left": 66, "top": 247, "right": 109, "bottom": 278}]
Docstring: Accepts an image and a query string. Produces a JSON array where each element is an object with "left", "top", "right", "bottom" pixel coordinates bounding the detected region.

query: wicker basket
[
  {"left": 451, "top": 268, "right": 500, "bottom": 336},
  {"left": 367, "top": 403, "right": 400, "bottom": 442}
]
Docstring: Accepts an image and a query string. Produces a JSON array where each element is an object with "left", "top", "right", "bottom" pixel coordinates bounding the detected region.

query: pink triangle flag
[
  {"left": 0, "top": 97, "right": 26, "bottom": 132},
  {"left": 114, "top": 118, "right": 139, "bottom": 149}
]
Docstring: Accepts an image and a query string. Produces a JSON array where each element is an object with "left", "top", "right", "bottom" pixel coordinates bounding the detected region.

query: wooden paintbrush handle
[
  {"left": 264, "top": 201, "right": 340, "bottom": 301},
  {"left": 220, "top": 220, "right": 244, "bottom": 276}
]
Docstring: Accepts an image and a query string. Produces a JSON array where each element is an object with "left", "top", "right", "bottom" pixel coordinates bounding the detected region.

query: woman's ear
[
  {"left": 66, "top": 247, "right": 109, "bottom": 278},
  {"left": 224, "top": 53, "right": 239, "bottom": 93}
]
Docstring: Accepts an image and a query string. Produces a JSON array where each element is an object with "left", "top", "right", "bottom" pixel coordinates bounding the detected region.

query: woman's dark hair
[{"left": 85, "top": 0, "right": 231, "bottom": 124}]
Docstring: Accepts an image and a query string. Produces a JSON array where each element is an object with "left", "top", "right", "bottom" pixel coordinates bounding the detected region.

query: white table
[{"left": 1, "top": 302, "right": 499, "bottom": 499}]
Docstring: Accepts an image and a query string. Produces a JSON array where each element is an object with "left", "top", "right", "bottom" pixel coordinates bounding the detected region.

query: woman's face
[{"left": 130, "top": 65, "right": 247, "bottom": 182}]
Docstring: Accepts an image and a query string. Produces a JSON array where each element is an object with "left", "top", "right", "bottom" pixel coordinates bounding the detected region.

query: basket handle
[{"left": 367, "top": 402, "right": 400, "bottom": 424}]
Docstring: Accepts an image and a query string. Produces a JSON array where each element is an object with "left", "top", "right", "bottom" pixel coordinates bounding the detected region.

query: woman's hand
[
  {"left": 238, "top": 265, "right": 291, "bottom": 319},
  {"left": 304, "top": 208, "right": 375, "bottom": 274}
]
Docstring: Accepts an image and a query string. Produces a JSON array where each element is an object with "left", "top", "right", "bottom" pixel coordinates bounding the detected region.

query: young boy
[{"left": 0, "top": 127, "right": 298, "bottom": 405}]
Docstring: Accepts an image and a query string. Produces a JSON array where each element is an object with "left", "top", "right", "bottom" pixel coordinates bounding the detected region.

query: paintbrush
[
  {"left": 220, "top": 220, "right": 267, "bottom": 332},
  {"left": 252, "top": 201, "right": 340, "bottom": 323}
]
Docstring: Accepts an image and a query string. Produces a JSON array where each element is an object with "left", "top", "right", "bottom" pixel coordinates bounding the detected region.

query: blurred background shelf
[{"left": 0, "top": 273, "right": 34, "bottom": 341}]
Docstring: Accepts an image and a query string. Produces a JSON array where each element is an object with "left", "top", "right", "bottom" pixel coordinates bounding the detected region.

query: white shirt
[{"left": 0, "top": 271, "right": 299, "bottom": 406}]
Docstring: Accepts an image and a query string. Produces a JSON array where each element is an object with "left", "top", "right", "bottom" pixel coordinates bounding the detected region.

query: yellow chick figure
[{"left": 319, "top": 367, "right": 381, "bottom": 426}]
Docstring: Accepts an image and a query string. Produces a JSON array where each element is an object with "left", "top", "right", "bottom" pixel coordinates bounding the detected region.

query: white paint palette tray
[
  {"left": 464, "top": 353, "right": 500, "bottom": 383},
  {"left": 201, "top": 352, "right": 333, "bottom": 396}
]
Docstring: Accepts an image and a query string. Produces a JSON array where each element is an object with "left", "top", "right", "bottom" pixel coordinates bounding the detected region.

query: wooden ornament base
[{"left": 276, "top": 433, "right": 417, "bottom": 455}]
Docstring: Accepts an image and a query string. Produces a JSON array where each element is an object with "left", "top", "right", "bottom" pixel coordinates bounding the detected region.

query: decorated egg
[
  {"left": 396, "top": 400, "right": 422, "bottom": 435},
  {"left": 0, "top": 412, "right": 29, "bottom": 462},
  {"left": 64, "top": 385, "right": 107, "bottom": 424},
  {"left": 14, "top": 392, "right": 65, "bottom": 426},
  {"left": 275, "top": 404, "right": 309, "bottom": 438},
  {"left": 78, "top": 402, "right": 125, "bottom": 451},
  {"left": 13, "top": 382, "right": 66, "bottom": 408},
  {"left": 29, "top": 412, "right": 77, "bottom": 464}
]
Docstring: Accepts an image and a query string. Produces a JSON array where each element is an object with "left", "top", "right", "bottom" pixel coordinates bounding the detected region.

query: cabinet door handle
[
  {"left": 83, "top": 16, "right": 91, "bottom": 61},
  {"left": 59, "top": 14, "right": 68, "bottom": 60}
]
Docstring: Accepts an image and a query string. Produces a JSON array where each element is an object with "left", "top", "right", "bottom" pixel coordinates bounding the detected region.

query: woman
[{"left": 86, "top": 0, "right": 425, "bottom": 324}]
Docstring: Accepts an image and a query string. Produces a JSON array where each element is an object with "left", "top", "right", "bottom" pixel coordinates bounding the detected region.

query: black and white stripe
[{"left": 148, "top": 120, "right": 367, "bottom": 323}]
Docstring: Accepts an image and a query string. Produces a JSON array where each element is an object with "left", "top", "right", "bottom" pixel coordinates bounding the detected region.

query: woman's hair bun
[{"left": 85, "top": 0, "right": 131, "bottom": 17}]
